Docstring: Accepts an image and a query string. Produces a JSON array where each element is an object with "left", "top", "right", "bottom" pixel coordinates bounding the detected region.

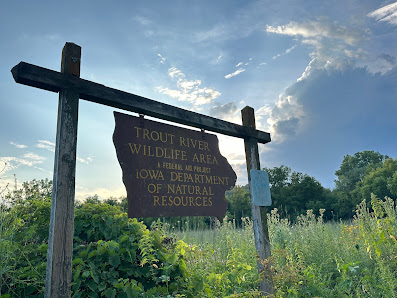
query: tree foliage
[
  {"left": 332, "top": 151, "right": 395, "bottom": 218},
  {"left": 334, "top": 151, "right": 388, "bottom": 193},
  {"left": 225, "top": 185, "right": 251, "bottom": 224},
  {"left": 352, "top": 158, "right": 397, "bottom": 203},
  {"left": 264, "top": 166, "right": 334, "bottom": 219}
]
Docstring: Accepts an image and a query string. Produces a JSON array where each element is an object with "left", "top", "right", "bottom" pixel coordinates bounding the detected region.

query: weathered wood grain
[
  {"left": 242, "top": 106, "right": 274, "bottom": 296},
  {"left": 11, "top": 62, "right": 271, "bottom": 144},
  {"left": 45, "top": 43, "right": 81, "bottom": 298}
]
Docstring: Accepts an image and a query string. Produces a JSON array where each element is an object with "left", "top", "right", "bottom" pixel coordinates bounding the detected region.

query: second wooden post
[{"left": 242, "top": 106, "right": 274, "bottom": 296}]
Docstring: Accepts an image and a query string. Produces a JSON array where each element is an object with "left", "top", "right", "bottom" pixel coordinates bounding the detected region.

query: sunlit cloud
[
  {"left": 157, "top": 53, "right": 166, "bottom": 64},
  {"left": 9, "top": 141, "right": 27, "bottom": 149},
  {"left": 168, "top": 67, "right": 184, "bottom": 79},
  {"left": 368, "top": 2, "right": 397, "bottom": 26},
  {"left": 266, "top": 20, "right": 365, "bottom": 46},
  {"left": 0, "top": 154, "right": 46, "bottom": 173},
  {"left": 225, "top": 68, "right": 246, "bottom": 79},
  {"left": 209, "top": 102, "right": 241, "bottom": 123},
  {"left": 77, "top": 155, "right": 94, "bottom": 164},
  {"left": 23, "top": 152, "right": 46, "bottom": 162},
  {"left": 266, "top": 18, "right": 369, "bottom": 74},
  {"left": 36, "top": 140, "right": 55, "bottom": 152},
  {"left": 75, "top": 186, "right": 126, "bottom": 202},
  {"left": 33, "top": 166, "right": 52, "bottom": 175},
  {"left": 156, "top": 67, "right": 221, "bottom": 106},
  {"left": 273, "top": 45, "right": 297, "bottom": 59},
  {"left": 35, "top": 140, "right": 93, "bottom": 164}
]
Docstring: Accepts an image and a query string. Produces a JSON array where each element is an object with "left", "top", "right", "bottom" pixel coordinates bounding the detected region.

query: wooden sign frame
[{"left": 11, "top": 42, "right": 274, "bottom": 297}]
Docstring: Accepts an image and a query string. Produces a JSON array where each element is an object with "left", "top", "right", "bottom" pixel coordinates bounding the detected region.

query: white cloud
[
  {"left": 265, "top": 94, "right": 304, "bottom": 142},
  {"left": 157, "top": 53, "right": 166, "bottom": 64},
  {"left": 134, "top": 15, "right": 152, "bottom": 26},
  {"left": 75, "top": 186, "right": 126, "bottom": 202},
  {"left": 266, "top": 20, "right": 365, "bottom": 46},
  {"left": 36, "top": 140, "right": 55, "bottom": 152},
  {"left": 368, "top": 2, "right": 397, "bottom": 26},
  {"left": 35, "top": 139, "right": 93, "bottom": 164},
  {"left": 366, "top": 53, "right": 397, "bottom": 74},
  {"left": 216, "top": 135, "right": 247, "bottom": 185},
  {"left": 209, "top": 102, "right": 241, "bottom": 123},
  {"left": 33, "top": 166, "right": 52, "bottom": 175},
  {"left": 256, "top": 105, "right": 272, "bottom": 117},
  {"left": 0, "top": 156, "right": 45, "bottom": 173},
  {"left": 236, "top": 62, "right": 243, "bottom": 67},
  {"left": 263, "top": 61, "right": 397, "bottom": 144},
  {"left": 273, "top": 45, "right": 297, "bottom": 59},
  {"left": 9, "top": 141, "right": 27, "bottom": 149},
  {"left": 23, "top": 152, "right": 46, "bottom": 162},
  {"left": 285, "top": 46, "right": 296, "bottom": 54},
  {"left": 168, "top": 67, "right": 184, "bottom": 79},
  {"left": 225, "top": 68, "right": 246, "bottom": 79},
  {"left": 77, "top": 155, "right": 94, "bottom": 164},
  {"left": 266, "top": 19, "right": 368, "bottom": 69},
  {"left": 257, "top": 63, "right": 397, "bottom": 188},
  {"left": 156, "top": 67, "right": 221, "bottom": 106}
]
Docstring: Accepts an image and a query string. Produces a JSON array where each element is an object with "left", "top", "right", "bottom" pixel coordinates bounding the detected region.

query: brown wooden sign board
[{"left": 113, "top": 112, "right": 236, "bottom": 218}]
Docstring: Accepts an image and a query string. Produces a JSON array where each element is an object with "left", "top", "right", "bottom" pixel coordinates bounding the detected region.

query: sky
[{"left": 1, "top": 0, "right": 396, "bottom": 201}]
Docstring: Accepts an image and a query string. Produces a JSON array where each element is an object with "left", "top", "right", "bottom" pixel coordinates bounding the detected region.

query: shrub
[
  {"left": 1, "top": 181, "right": 189, "bottom": 297},
  {"left": 73, "top": 203, "right": 189, "bottom": 297}
]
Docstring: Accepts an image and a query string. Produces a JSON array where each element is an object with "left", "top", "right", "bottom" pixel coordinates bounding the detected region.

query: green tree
[
  {"left": 266, "top": 165, "right": 291, "bottom": 188},
  {"left": 225, "top": 185, "right": 251, "bottom": 224},
  {"left": 334, "top": 151, "right": 388, "bottom": 193},
  {"left": 388, "top": 171, "right": 397, "bottom": 197},
  {"left": 9, "top": 179, "right": 52, "bottom": 244},
  {"left": 264, "top": 166, "right": 334, "bottom": 219},
  {"left": 263, "top": 166, "right": 291, "bottom": 216},
  {"left": 352, "top": 158, "right": 397, "bottom": 203},
  {"left": 281, "top": 173, "right": 333, "bottom": 218},
  {"left": 333, "top": 151, "right": 391, "bottom": 218}
]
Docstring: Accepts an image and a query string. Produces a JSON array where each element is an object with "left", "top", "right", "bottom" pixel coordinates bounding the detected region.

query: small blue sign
[{"left": 250, "top": 169, "right": 272, "bottom": 206}]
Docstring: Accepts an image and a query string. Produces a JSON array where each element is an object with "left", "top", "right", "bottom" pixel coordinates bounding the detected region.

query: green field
[{"left": 169, "top": 198, "right": 397, "bottom": 297}]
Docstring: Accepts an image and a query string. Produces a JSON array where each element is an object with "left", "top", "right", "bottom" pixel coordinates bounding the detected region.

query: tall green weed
[{"left": 174, "top": 198, "right": 397, "bottom": 297}]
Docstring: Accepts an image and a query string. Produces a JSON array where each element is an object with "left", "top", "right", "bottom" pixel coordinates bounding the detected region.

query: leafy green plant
[
  {"left": 72, "top": 204, "right": 190, "bottom": 297},
  {"left": 1, "top": 181, "right": 190, "bottom": 297}
]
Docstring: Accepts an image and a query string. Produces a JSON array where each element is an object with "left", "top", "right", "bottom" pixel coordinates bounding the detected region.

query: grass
[
  {"left": 165, "top": 197, "right": 397, "bottom": 297},
  {"left": 1, "top": 189, "right": 396, "bottom": 297}
]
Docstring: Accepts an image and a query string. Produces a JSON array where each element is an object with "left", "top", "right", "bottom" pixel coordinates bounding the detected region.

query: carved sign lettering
[{"left": 113, "top": 112, "right": 237, "bottom": 218}]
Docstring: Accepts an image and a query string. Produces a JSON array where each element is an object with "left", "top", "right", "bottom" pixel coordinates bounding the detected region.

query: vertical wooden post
[
  {"left": 45, "top": 42, "right": 81, "bottom": 297},
  {"left": 242, "top": 106, "right": 274, "bottom": 296}
]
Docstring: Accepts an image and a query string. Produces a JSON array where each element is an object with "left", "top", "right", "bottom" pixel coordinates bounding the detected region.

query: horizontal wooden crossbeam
[{"left": 11, "top": 62, "right": 271, "bottom": 143}]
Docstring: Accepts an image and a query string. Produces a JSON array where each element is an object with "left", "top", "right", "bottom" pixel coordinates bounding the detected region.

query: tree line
[
  {"left": 227, "top": 150, "right": 397, "bottom": 222},
  {"left": 2, "top": 150, "right": 396, "bottom": 227},
  {"left": 100, "top": 150, "right": 397, "bottom": 224}
]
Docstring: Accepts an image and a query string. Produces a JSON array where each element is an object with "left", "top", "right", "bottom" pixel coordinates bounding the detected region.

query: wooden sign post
[
  {"left": 242, "top": 107, "right": 274, "bottom": 296},
  {"left": 45, "top": 43, "right": 81, "bottom": 298},
  {"left": 11, "top": 42, "right": 274, "bottom": 297}
]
